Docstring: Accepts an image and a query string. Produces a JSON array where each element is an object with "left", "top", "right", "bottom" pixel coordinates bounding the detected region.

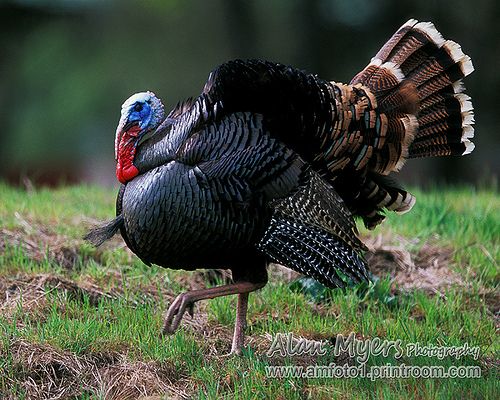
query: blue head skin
[
  {"left": 115, "top": 91, "right": 165, "bottom": 183},
  {"left": 115, "top": 91, "right": 165, "bottom": 159}
]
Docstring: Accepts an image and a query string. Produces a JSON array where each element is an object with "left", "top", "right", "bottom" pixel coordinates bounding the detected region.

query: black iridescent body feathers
[{"left": 87, "top": 19, "right": 474, "bottom": 290}]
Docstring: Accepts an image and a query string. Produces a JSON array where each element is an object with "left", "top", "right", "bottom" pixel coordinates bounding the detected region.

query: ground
[{"left": 0, "top": 183, "right": 498, "bottom": 399}]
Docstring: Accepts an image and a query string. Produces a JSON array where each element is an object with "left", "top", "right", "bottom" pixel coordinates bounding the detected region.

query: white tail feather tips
[
  {"left": 456, "top": 93, "right": 473, "bottom": 112},
  {"left": 452, "top": 81, "right": 465, "bottom": 93},
  {"left": 369, "top": 57, "right": 383, "bottom": 66},
  {"left": 367, "top": 58, "right": 405, "bottom": 82},
  {"left": 414, "top": 21, "right": 446, "bottom": 47},
  {"left": 460, "top": 55, "right": 474, "bottom": 77},
  {"left": 441, "top": 40, "right": 474, "bottom": 77},
  {"left": 462, "top": 111, "right": 475, "bottom": 125},
  {"left": 382, "top": 61, "right": 405, "bottom": 82},
  {"left": 443, "top": 40, "right": 466, "bottom": 62},
  {"left": 462, "top": 140, "right": 475, "bottom": 155},
  {"left": 395, "top": 194, "right": 416, "bottom": 214},
  {"left": 400, "top": 19, "right": 419, "bottom": 30},
  {"left": 458, "top": 90, "right": 475, "bottom": 146},
  {"left": 462, "top": 125, "right": 474, "bottom": 140},
  {"left": 456, "top": 91, "right": 475, "bottom": 143}
]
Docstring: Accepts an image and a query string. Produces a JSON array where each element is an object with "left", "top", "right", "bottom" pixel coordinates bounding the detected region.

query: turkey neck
[
  {"left": 133, "top": 104, "right": 204, "bottom": 174},
  {"left": 132, "top": 123, "right": 176, "bottom": 174}
]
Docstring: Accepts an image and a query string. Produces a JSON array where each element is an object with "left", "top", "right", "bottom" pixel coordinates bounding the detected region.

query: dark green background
[{"left": 1, "top": 0, "right": 498, "bottom": 187}]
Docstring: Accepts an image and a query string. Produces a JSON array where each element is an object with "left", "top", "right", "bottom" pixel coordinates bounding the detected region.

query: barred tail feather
[
  {"left": 351, "top": 19, "right": 475, "bottom": 166},
  {"left": 345, "top": 19, "right": 474, "bottom": 228},
  {"left": 357, "top": 176, "right": 416, "bottom": 229}
]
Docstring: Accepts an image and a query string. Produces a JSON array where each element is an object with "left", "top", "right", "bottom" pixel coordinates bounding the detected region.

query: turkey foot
[
  {"left": 162, "top": 281, "right": 266, "bottom": 354},
  {"left": 162, "top": 292, "right": 196, "bottom": 334}
]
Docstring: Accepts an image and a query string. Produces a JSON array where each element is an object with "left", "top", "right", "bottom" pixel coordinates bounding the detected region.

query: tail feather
[
  {"left": 374, "top": 20, "right": 445, "bottom": 65},
  {"left": 356, "top": 175, "right": 416, "bottom": 229},
  {"left": 343, "top": 19, "right": 474, "bottom": 227},
  {"left": 84, "top": 215, "right": 124, "bottom": 247},
  {"left": 351, "top": 18, "right": 475, "bottom": 164}
]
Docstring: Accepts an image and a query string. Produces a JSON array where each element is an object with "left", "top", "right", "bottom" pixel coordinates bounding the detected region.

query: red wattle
[
  {"left": 116, "top": 126, "right": 141, "bottom": 184},
  {"left": 116, "top": 163, "right": 139, "bottom": 184}
]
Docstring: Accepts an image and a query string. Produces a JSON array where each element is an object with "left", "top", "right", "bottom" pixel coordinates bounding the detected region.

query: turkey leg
[{"left": 162, "top": 281, "right": 266, "bottom": 354}]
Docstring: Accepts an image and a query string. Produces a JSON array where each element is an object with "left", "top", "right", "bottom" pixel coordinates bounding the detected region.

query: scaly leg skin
[
  {"left": 230, "top": 292, "right": 249, "bottom": 355},
  {"left": 162, "top": 281, "right": 265, "bottom": 354}
]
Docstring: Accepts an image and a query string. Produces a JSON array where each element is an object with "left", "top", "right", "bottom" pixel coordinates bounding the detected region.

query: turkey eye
[{"left": 134, "top": 103, "right": 143, "bottom": 112}]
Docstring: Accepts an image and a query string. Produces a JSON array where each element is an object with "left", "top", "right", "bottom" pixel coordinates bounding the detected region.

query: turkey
[{"left": 85, "top": 19, "right": 474, "bottom": 354}]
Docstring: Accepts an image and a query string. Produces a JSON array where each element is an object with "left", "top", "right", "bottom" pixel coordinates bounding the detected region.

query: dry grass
[
  {"left": 0, "top": 184, "right": 497, "bottom": 399},
  {"left": 1, "top": 222, "right": 83, "bottom": 271},
  {"left": 2, "top": 339, "right": 189, "bottom": 400},
  {"left": 269, "top": 233, "right": 463, "bottom": 295},
  {"left": 364, "top": 234, "right": 463, "bottom": 294},
  {"left": 0, "top": 273, "right": 120, "bottom": 321}
]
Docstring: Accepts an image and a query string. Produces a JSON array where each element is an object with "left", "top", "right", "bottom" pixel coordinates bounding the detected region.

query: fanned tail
[
  {"left": 342, "top": 19, "right": 474, "bottom": 228},
  {"left": 351, "top": 18, "right": 475, "bottom": 162}
]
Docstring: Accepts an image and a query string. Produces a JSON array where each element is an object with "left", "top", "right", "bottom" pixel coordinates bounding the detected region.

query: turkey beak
[{"left": 122, "top": 120, "right": 140, "bottom": 132}]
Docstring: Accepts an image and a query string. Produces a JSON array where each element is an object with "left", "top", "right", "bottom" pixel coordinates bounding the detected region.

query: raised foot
[
  {"left": 162, "top": 292, "right": 195, "bottom": 335},
  {"left": 161, "top": 281, "right": 266, "bottom": 351}
]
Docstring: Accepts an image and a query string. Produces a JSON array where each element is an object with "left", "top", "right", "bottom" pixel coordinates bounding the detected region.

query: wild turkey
[{"left": 86, "top": 20, "right": 474, "bottom": 354}]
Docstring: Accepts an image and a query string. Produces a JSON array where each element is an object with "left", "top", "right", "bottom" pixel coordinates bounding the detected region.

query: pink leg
[
  {"left": 231, "top": 292, "right": 249, "bottom": 355},
  {"left": 163, "top": 281, "right": 265, "bottom": 354}
]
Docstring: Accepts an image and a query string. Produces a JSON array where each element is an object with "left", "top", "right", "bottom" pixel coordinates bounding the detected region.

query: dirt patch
[
  {"left": 267, "top": 263, "right": 302, "bottom": 284},
  {"left": 261, "top": 234, "right": 462, "bottom": 294},
  {"left": 363, "top": 234, "right": 462, "bottom": 294},
  {"left": 1, "top": 338, "right": 189, "bottom": 400},
  {"left": 479, "top": 355, "right": 500, "bottom": 375},
  {"left": 0, "top": 212, "right": 135, "bottom": 270}
]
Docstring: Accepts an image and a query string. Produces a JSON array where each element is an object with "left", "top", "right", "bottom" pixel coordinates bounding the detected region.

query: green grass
[{"left": 0, "top": 182, "right": 498, "bottom": 399}]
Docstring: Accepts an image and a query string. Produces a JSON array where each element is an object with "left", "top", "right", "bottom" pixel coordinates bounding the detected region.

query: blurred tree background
[{"left": 0, "top": 0, "right": 498, "bottom": 187}]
